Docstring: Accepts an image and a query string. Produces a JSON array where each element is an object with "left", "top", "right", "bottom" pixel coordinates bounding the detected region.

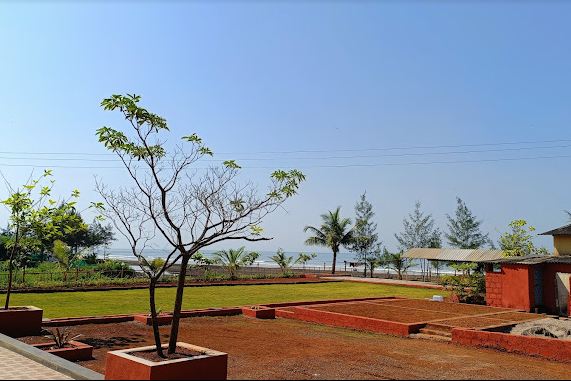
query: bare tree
[
  {"left": 96, "top": 94, "right": 305, "bottom": 355},
  {"left": 96, "top": 184, "right": 180, "bottom": 358}
]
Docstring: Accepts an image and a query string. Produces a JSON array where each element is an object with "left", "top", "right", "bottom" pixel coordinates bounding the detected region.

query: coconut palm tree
[
  {"left": 213, "top": 247, "right": 259, "bottom": 280},
  {"left": 304, "top": 207, "right": 353, "bottom": 274},
  {"left": 270, "top": 248, "right": 294, "bottom": 276}
]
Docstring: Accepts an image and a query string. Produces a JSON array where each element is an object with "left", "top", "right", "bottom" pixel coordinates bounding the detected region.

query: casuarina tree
[
  {"left": 348, "top": 192, "right": 382, "bottom": 277},
  {"left": 96, "top": 94, "right": 304, "bottom": 356},
  {"left": 395, "top": 201, "right": 441, "bottom": 250},
  {"left": 446, "top": 197, "right": 489, "bottom": 249},
  {"left": 304, "top": 207, "right": 353, "bottom": 274}
]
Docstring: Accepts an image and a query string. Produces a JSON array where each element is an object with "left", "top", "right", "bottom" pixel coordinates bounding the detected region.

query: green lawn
[{"left": 8, "top": 282, "right": 448, "bottom": 318}]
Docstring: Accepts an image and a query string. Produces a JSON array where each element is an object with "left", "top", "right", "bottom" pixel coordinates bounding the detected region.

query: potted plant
[
  {"left": 32, "top": 328, "right": 93, "bottom": 362},
  {"left": 0, "top": 171, "right": 88, "bottom": 337},
  {"left": 97, "top": 94, "right": 304, "bottom": 380},
  {"left": 241, "top": 305, "right": 276, "bottom": 319},
  {"left": 105, "top": 343, "right": 228, "bottom": 380}
]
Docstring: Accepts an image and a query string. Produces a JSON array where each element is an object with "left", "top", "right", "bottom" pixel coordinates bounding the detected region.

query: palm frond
[{"left": 305, "top": 236, "right": 327, "bottom": 246}]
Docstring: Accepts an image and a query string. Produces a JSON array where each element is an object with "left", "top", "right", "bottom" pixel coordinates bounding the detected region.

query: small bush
[
  {"left": 440, "top": 272, "right": 485, "bottom": 304},
  {"left": 0, "top": 261, "right": 9, "bottom": 272},
  {"left": 94, "top": 260, "right": 136, "bottom": 278}
]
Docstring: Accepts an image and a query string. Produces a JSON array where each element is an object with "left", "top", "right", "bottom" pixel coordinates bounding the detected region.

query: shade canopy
[{"left": 403, "top": 248, "right": 505, "bottom": 263}]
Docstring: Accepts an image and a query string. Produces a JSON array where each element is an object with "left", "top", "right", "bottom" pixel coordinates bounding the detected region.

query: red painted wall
[
  {"left": 541, "top": 263, "right": 571, "bottom": 315},
  {"left": 486, "top": 262, "right": 571, "bottom": 314},
  {"left": 452, "top": 328, "right": 571, "bottom": 362},
  {"left": 485, "top": 264, "right": 534, "bottom": 311}
]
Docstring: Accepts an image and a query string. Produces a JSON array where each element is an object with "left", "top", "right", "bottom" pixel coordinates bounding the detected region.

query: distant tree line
[
  {"left": 304, "top": 193, "right": 551, "bottom": 277},
  {"left": 0, "top": 214, "right": 114, "bottom": 267}
]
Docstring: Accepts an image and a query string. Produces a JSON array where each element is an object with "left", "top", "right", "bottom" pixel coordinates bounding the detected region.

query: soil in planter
[
  {"left": 131, "top": 347, "right": 205, "bottom": 362},
  {"left": 42, "top": 344, "right": 74, "bottom": 350}
]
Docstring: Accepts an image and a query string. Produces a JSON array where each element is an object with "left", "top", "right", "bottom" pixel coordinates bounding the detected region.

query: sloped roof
[
  {"left": 482, "top": 255, "right": 571, "bottom": 265},
  {"left": 403, "top": 248, "right": 505, "bottom": 263},
  {"left": 539, "top": 223, "right": 571, "bottom": 236}
]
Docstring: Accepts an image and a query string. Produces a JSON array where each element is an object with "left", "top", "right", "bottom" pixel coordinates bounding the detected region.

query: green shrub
[
  {"left": 34, "top": 261, "right": 61, "bottom": 273},
  {"left": 94, "top": 260, "right": 136, "bottom": 277},
  {"left": 440, "top": 272, "right": 485, "bottom": 304}
]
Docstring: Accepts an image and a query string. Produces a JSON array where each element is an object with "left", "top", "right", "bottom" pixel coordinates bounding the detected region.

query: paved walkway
[
  {"left": 0, "top": 346, "right": 72, "bottom": 380},
  {"left": 322, "top": 276, "right": 444, "bottom": 290}
]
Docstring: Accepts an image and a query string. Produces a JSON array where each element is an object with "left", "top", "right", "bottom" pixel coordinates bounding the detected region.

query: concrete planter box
[
  {"left": 105, "top": 342, "right": 228, "bottom": 380},
  {"left": 134, "top": 314, "right": 173, "bottom": 326},
  {"left": 242, "top": 307, "right": 276, "bottom": 319},
  {"left": 32, "top": 340, "right": 93, "bottom": 362},
  {"left": 0, "top": 306, "right": 43, "bottom": 337}
]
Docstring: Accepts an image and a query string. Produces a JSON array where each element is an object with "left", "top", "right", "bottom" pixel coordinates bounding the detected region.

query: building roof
[
  {"left": 402, "top": 248, "right": 506, "bottom": 263},
  {"left": 482, "top": 255, "right": 571, "bottom": 265},
  {"left": 539, "top": 223, "right": 571, "bottom": 236}
]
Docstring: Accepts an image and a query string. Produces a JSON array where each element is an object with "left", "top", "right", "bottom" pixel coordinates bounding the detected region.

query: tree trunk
[
  {"left": 168, "top": 254, "right": 190, "bottom": 354},
  {"left": 331, "top": 249, "right": 337, "bottom": 275},
  {"left": 149, "top": 279, "right": 165, "bottom": 358},
  {"left": 4, "top": 251, "right": 14, "bottom": 310},
  {"left": 4, "top": 228, "right": 19, "bottom": 310}
]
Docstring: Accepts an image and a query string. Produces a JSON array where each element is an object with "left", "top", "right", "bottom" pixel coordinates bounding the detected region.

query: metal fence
[
  {"left": 0, "top": 268, "right": 143, "bottom": 287},
  {"left": 0, "top": 265, "right": 355, "bottom": 289},
  {"left": 0, "top": 263, "right": 449, "bottom": 289}
]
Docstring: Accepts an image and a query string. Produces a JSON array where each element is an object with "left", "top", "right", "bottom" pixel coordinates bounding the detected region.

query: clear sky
[{"left": 1, "top": 1, "right": 570, "bottom": 253}]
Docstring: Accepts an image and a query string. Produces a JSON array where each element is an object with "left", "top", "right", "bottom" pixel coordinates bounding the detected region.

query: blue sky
[{"left": 1, "top": 1, "right": 570, "bottom": 254}]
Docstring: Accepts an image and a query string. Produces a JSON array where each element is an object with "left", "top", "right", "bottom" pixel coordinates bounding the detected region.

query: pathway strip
[{"left": 0, "top": 346, "right": 72, "bottom": 380}]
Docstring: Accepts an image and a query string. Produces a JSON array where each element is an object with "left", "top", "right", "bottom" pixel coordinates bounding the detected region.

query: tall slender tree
[
  {"left": 348, "top": 192, "right": 382, "bottom": 277},
  {"left": 446, "top": 197, "right": 489, "bottom": 249},
  {"left": 395, "top": 201, "right": 440, "bottom": 280},
  {"left": 97, "top": 94, "right": 304, "bottom": 355},
  {"left": 304, "top": 207, "right": 353, "bottom": 274},
  {"left": 395, "top": 201, "right": 441, "bottom": 250}
]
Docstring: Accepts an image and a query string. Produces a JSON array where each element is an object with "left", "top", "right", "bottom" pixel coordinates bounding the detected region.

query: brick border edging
[
  {"left": 43, "top": 307, "right": 245, "bottom": 327},
  {"left": 0, "top": 332, "right": 103, "bottom": 380},
  {"left": 286, "top": 305, "right": 424, "bottom": 336},
  {"left": 451, "top": 327, "right": 571, "bottom": 362},
  {"left": 261, "top": 296, "right": 400, "bottom": 308},
  {"left": 42, "top": 297, "right": 395, "bottom": 326},
  {"left": 44, "top": 314, "right": 135, "bottom": 327}
]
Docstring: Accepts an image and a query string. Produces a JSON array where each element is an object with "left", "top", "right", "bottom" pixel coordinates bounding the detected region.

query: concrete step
[
  {"left": 424, "top": 323, "right": 453, "bottom": 333},
  {"left": 418, "top": 328, "right": 452, "bottom": 338},
  {"left": 410, "top": 333, "right": 452, "bottom": 342}
]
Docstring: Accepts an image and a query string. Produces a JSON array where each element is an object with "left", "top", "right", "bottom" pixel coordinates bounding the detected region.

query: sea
[{"left": 100, "top": 248, "right": 457, "bottom": 275}]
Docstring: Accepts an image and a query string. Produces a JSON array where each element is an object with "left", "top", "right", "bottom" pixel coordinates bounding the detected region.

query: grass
[{"left": 7, "top": 281, "right": 449, "bottom": 318}]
